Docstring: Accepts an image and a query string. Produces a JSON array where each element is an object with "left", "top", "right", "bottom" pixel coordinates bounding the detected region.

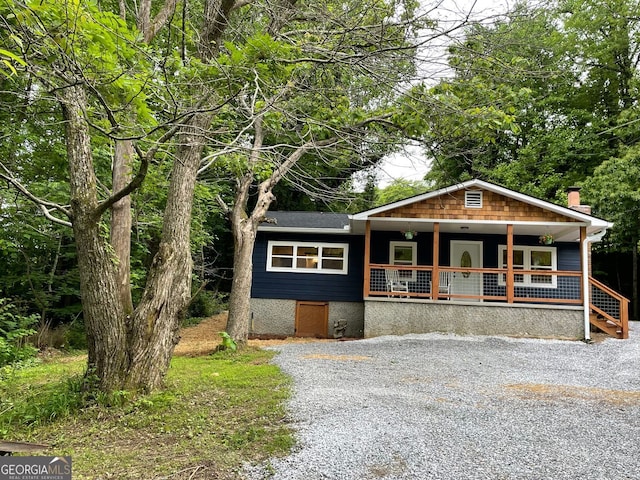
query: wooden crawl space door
[{"left": 295, "top": 301, "right": 328, "bottom": 338}]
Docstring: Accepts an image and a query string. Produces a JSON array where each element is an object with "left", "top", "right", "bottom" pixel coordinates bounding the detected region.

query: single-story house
[{"left": 250, "top": 179, "right": 629, "bottom": 341}]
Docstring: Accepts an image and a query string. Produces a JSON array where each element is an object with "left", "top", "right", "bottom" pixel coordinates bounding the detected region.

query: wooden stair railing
[{"left": 589, "top": 276, "right": 629, "bottom": 339}]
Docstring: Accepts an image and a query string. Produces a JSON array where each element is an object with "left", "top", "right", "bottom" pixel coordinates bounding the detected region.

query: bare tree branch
[{"left": 0, "top": 163, "right": 73, "bottom": 227}]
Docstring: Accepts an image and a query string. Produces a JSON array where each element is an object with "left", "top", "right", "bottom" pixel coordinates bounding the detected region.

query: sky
[{"left": 376, "top": 0, "right": 512, "bottom": 187}]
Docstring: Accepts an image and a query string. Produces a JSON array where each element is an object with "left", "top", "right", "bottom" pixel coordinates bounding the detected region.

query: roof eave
[{"left": 257, "top": 226, "right": 352, "bottom": 234}]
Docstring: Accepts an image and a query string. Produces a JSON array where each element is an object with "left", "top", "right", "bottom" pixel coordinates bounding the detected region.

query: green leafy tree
[
  {"left": 375, "top": 179, "right": 431, "bottom": 206},
  {"left": 0, "top": 0, "right": 231, "bottom": 392},
  {"left": 210, "top": 0, "right": 441, "bottom": 344},
  {"left": 0, "top": 43, "right": 25, "bottom": 77},
  {"left": 583, "top": 148, "right": 640, "bottom": 318},
  {"left": 0, "top": 0, "right": 440, "bottom": 392},
  {"left": 0, "top": 298, "right": 38, "bottom": 367},
  {"left": 417, "top": 1, "right": 640, "bottom": 202}
]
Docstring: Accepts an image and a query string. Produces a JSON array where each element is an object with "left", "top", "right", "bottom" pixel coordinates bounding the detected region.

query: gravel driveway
[{"left": 245, "top": 325, "right": 640, "bottom": 480}]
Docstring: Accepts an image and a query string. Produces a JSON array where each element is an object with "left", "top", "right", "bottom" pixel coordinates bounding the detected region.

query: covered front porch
[
  {"left": 350, "top": 180, "right": 629, "bottom": 340},
  {"left": 358, "top": 219, "right": 628, "bottom": 340}
]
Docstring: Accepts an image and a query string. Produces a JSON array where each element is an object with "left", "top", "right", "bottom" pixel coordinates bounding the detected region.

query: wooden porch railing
[
  {"left": 366, "top": 265, "right": 630, "bottom": 340},
  {"left": 589, "top": 276, "right": 629, "bottom": 339},
  {"left": 367, "top": 264, "right": 583, "bottom": 304}
]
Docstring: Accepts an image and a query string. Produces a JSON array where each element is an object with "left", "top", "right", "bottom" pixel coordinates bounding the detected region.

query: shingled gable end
[{"left": 371, "top": 188, "right": 581, "bottom": 223}]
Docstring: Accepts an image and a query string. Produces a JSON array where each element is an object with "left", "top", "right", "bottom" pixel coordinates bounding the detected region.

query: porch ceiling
[{"left": 354, "top": 218, "right": 591, "bottom": 242}]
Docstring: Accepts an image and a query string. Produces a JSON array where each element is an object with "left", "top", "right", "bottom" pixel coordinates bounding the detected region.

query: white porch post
[{"left": 580, "top": 226, "right": 590, "bottom": 342}]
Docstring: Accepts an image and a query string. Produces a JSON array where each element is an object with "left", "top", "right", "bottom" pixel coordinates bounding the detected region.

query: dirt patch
[
  {"left": 175, "top": 311, "right": 336, "bottom": 355},
  {"left": 174, "top": 312, "right": 228, "bottom": 356},
  {"left": 504, "top": 383, "right": 640, "bottom": 406}
]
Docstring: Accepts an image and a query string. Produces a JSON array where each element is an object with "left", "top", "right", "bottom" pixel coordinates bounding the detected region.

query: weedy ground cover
[{"left": 0, "top": 349, "right": 293, "bottom": 479}]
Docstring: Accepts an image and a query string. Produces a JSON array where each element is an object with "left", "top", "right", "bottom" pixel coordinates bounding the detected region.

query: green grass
[{"left": 0, "top": 349, "right": 293, "bottom": 479}]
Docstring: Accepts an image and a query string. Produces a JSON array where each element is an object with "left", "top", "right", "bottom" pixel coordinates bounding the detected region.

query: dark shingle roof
[{"left": 260, "top": 211, "right": 350, "bottom": 230}]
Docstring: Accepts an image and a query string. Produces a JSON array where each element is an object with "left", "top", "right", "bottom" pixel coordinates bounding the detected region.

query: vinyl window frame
[
  {"left": 498, "top": 245, "right": 557, "bottom": 288},
  {"left": 267, "top": 240, "right": 349, "bottom": 275}
]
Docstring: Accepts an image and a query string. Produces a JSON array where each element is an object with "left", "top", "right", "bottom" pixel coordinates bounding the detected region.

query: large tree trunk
[
  {"left": 224, "top": 136, "right": 320, "bottom": 345},
  {"left": 226, "top": 171, "right": 276, "bottom": 345},
  {"left": 62, "top": 87, "right": 212, "bottom": 392},
  {"left": 58, "top": 0, "right": 237, "bottom": 394},
  {"left": 226, "top": 220, "right": 257, "bottom": 344},
  {"left": 61, "top": 85, "right": 129, "bottom": 392},
  {"left": 111, "top": 139, "right": 134, "bottom": 316},
  {"left": 124, "top": 114, "right": 211, "bottom": 391}
]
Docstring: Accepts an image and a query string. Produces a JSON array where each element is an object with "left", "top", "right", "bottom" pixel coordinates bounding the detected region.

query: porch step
[{"left": 589, "top": 313, "right": 624, "bottom": 339}]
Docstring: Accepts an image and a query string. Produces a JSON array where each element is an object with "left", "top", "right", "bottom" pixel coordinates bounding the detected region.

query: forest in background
[{"left": 0, "top": 0, "right": 638, "bottom": 375}]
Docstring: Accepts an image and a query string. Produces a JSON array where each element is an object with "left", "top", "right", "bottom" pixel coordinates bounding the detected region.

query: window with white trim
[
  {"left": 389, "top": 241, "right": 417, "bottom": 281},
  {"left": 267, "top": 241, "right": 349, "bottom": 274},
  {"left": 498, "top": 245, "right": 557, "bottom": 288}
]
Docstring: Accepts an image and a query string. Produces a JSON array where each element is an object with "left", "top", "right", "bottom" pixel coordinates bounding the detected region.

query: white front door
[{"left": 450, "top": 240, "right": 483, "bottom": 301}]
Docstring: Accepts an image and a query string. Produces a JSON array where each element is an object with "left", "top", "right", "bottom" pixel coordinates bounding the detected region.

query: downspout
[{"left": 582, "top": 229, "right": 607, "bottom": 342}]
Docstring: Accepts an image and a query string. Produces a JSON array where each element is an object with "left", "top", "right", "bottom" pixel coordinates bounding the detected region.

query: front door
[
  {"left": 295, "top": 301, "right": 328, "bottom": 338},
  {"left": 450, "top": 241, "right": 483, "bottom": 301}
]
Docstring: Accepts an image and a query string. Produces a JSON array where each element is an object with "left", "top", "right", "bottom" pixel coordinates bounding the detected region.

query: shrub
[
  {"left": 186, "top": 289, "right": 227, "bottom": 323},
  {"left": 0, "top": 298, "right": 39, "bottom": 367},
  {"left": 64, "top": 318, "right": 88, "bottom": 350}
]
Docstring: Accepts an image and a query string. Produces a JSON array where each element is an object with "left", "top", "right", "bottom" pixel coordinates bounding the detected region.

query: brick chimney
[{"left": 567, "top": 186, "right": 591, "bottom": 215}]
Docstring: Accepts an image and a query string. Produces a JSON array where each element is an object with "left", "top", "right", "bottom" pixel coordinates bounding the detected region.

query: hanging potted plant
[
  {"left": 539, "top": 233, "right": 554, "bottom": 245},
  {"left": 401, "top": 230, "right": 418, "bottom": 240}
]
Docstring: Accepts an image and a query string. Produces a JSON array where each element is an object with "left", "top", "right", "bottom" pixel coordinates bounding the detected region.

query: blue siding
[
  {"left": 441, "top": 234, "right": 580, "bottom": 301},
  {"left": 370, "top": 232, "right": 579, "bottom": 268},
  {"left": 252, "top": 232, "right": 365, "bottom": 302},
  {"left": 252, "top": 230, "right": 581, "bottom": 303},
  {"left": 370, "top": 231, "right": 433, "bottom": 265},
  {"left": 371, "top": 231, "right": 581, "bottom": 302}
]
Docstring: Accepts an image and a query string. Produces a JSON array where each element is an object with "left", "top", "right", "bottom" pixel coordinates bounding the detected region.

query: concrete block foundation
[
  {"left": 364, "top": 299, "right": 584, "bottom": 340},
  {"left": 250, "top": 298, "right": 365, "bottom": 338}
]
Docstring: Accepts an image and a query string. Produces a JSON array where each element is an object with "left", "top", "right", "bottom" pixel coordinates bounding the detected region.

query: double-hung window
[
  {"left": 267, "top": 241, "right": 349, "bottom": 274},
  {"left": 498, "top": 245, "right": 557, "bottom": 288}
]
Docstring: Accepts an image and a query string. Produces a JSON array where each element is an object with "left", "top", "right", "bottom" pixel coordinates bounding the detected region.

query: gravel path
[{"left": 245, "top": 324, "right": 640, "bottom": 480}]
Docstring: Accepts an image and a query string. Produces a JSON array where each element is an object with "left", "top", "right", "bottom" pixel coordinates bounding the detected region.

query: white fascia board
[
  {"left": 356, "top": 214, "right": 610, "bottom": 235},
  {"left": 473, "top": 180, "right": 609, "bottom": 226},
  {"left": 257, "top": 226, "right": 352, "bottom": 234},
  {"left": 364, "top": 217, "right": 590, "bottom": 226}
]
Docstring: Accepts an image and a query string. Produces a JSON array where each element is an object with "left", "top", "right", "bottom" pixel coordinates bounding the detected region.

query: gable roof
[
  {"left": 259, "top": 211, "right": 350, "bottom": 234},
  {"left": 351, "top": 179, "right": 610, "bottom": 227},
  {"left": 257, "top": 180, "right": 612, "bottom": 241}
]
